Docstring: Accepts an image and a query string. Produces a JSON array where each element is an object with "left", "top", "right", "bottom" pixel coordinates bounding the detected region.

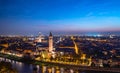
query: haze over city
[
  {"left": 1, "top": 0, "right": 120, "bottom": 73},
  {"left": 0, "top": 0, "right": 120, "bottom": 35}
]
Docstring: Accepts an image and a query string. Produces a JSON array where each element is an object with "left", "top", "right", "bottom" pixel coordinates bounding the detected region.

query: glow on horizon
[{"left": 0, "top": 0, "right": 120, "bottom": 35}]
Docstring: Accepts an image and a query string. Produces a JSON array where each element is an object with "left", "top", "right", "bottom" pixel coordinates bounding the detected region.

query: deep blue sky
[{"left": 0, "top": 0, "right": 120, "bottom": 35}]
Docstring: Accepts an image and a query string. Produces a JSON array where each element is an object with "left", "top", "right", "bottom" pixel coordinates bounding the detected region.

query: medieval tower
[{"left": 49, "top": 32, "right": 53, "bottom": 52}]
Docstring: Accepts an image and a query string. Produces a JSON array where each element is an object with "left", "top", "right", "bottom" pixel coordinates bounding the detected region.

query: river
[{"left": 0, "top": 57, "right": 117, "bottom": 73}]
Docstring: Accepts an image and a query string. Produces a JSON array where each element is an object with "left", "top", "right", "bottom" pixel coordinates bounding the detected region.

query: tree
[{"left": 0, "top": 61, "right": 18, "bottom": 73}]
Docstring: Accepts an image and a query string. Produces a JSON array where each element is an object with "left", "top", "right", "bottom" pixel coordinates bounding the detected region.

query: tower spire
[{"left": 49, "top": 32, "right": 52, "bottom": 36}]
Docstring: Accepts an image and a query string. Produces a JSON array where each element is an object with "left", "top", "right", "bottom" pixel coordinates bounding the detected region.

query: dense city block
[{"left": 0, "top": 33, "right": 120, "bottom": 68}]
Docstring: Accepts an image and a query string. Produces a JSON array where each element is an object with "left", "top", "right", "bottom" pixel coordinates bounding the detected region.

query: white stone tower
[{"left": 49, "top": 32, "right": 53, "bottom": 52}]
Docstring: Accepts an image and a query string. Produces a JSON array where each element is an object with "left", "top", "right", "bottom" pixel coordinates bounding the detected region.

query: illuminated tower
[{"left": 49, "top": 32, "right": 53, "bottom": 52}]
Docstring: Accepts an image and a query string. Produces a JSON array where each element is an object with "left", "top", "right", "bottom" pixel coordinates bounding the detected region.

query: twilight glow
[{"left": 0, "top": 0, "right": 120, "bottom": 35}]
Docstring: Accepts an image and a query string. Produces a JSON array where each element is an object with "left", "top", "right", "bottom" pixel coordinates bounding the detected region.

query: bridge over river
[{"left": 69, "top": 67, "right": 120, "bottom": 73}]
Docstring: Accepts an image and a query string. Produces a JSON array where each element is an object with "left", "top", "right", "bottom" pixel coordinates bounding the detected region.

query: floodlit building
[
  {"left": 35, "top": 32, "right": 44, "bottom": 43},
  {"left": 49, "top": 32, "right": 53, "bottom": 52}
]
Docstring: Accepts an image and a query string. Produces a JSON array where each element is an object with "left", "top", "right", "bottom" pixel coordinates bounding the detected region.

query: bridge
[{"left": 72, "top": 67, "right": 120, "bottom": 73}]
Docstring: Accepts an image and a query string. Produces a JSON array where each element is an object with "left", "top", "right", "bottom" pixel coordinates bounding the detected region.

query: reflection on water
[
  {"left": 0, "top": 57, "right": 115, "bottom": 73},
  {"left": 0, "top": 57, "right": 79, "bottom": 73},
  {"left": 41, "top": 65, "right": 77, "bottom": 73}
]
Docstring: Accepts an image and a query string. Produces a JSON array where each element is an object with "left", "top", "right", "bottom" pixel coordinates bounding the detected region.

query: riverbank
[
  {"left": 0, "top": 53, "right": 120, "bottom": 73},
  {"left": 0, "top": 53, "right": 35, "bottom": 64},
  {"left": 0, "top": 53, "right": 88, "bottom": 66},
  {"left": 0, "top": 53, "right": 21, "bottom": 61}
]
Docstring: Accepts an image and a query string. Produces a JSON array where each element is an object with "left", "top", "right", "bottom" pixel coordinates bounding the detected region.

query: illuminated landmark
[
  {"left": 35, "top": 32, "right": 44, "bottom": 43},
  {"left": 49, "top": 32, "right": 53, "bottom": 52},
  {"left": 35, "top": 32, "right": 92, "bottom": 66}
]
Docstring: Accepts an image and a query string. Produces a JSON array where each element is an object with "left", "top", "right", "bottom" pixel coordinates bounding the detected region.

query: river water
[{"left": 0, "top": 57, "right": 116, "bottom": 73}]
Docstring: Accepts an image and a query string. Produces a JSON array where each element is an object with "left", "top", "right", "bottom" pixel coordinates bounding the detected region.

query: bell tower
[{"left": 49, "top": 32, "right": 53, "bottom": 52}]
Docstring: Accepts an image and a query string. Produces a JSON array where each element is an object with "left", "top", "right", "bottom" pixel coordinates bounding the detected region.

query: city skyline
[{"left": 0, "top": 0, "right": 120, "bottom": 35}]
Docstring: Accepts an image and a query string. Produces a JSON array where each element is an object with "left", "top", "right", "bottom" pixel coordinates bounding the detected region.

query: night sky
[{"left": 0, "top": 0, "right": 120, "bottom": 35}]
